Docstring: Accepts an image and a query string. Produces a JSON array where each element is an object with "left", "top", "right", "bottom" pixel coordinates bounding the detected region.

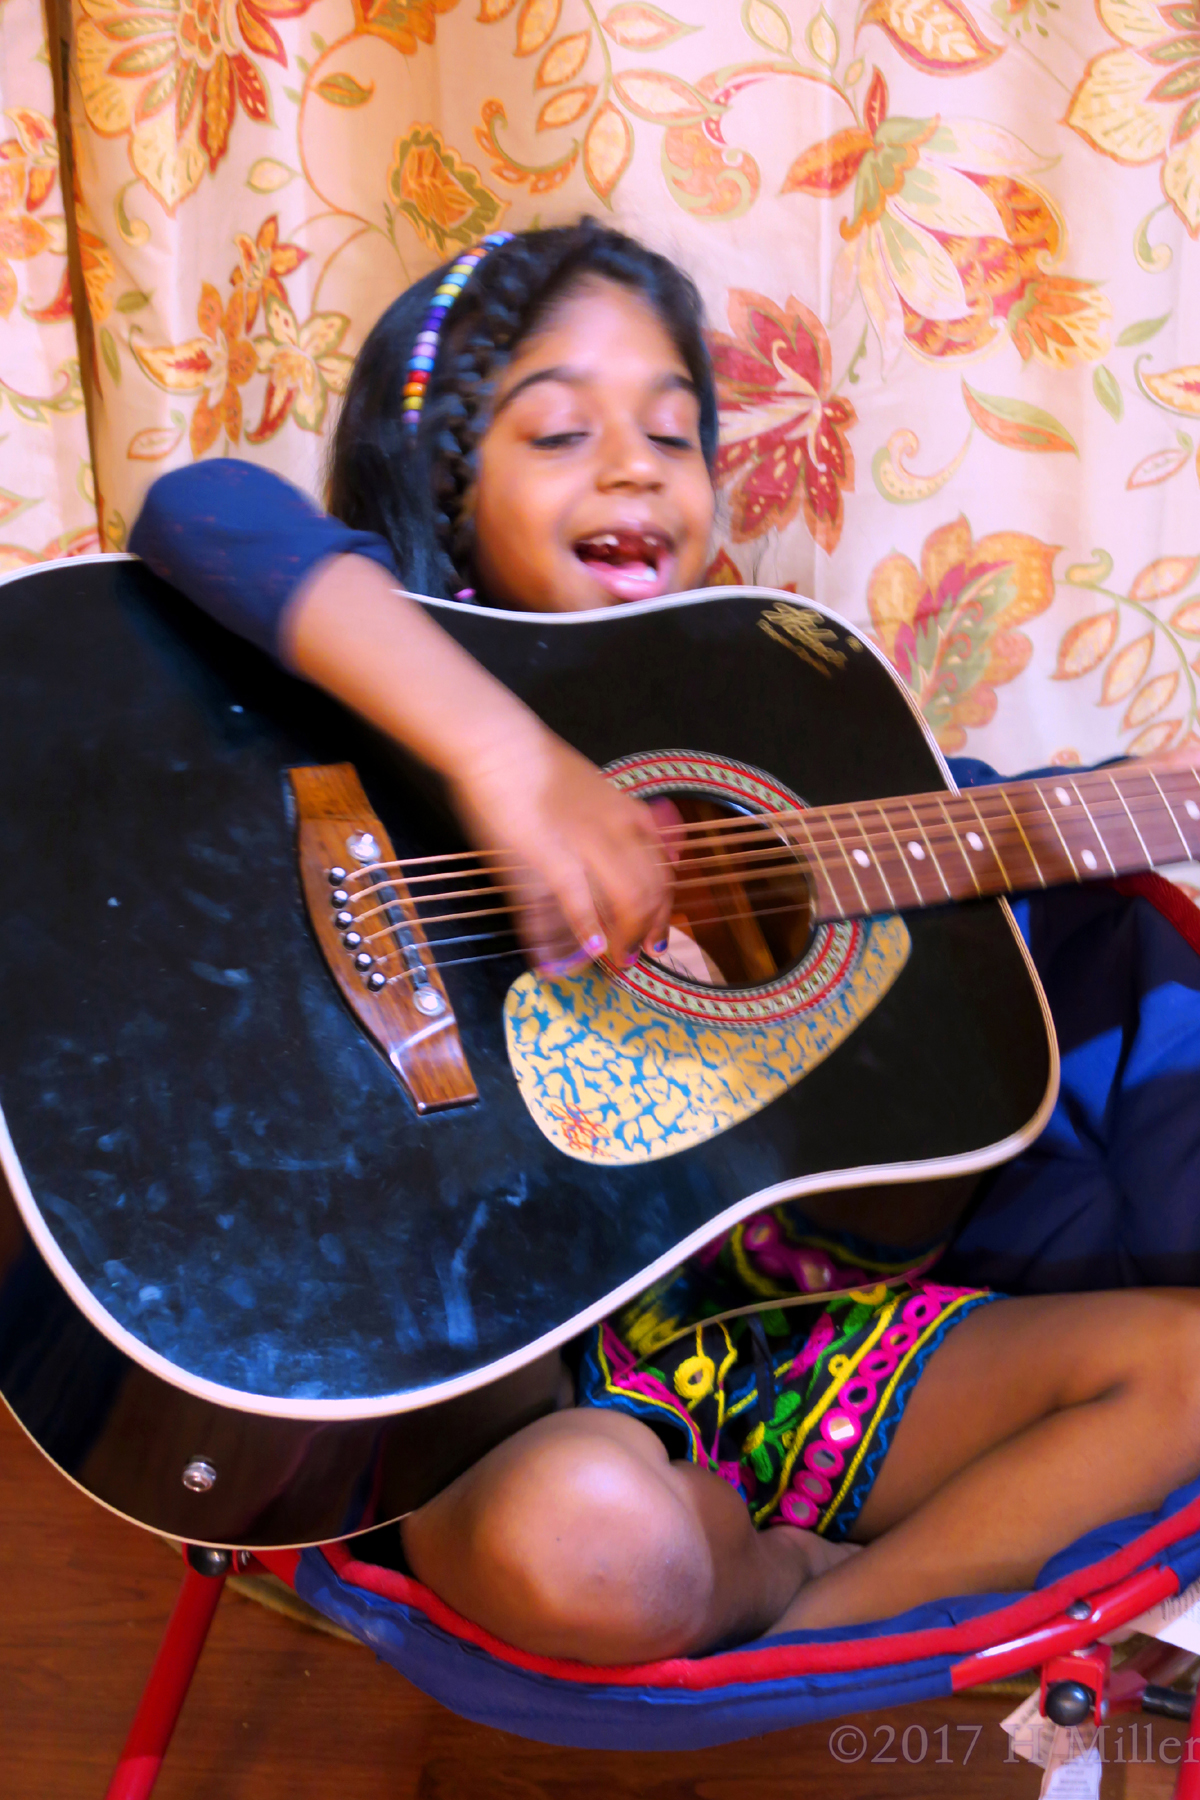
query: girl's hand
[
  {"left": 285, "top": 556, "right": 673, "bottom": 971},
  {"left": 448, "top": 723, "right": 673, "bottom": 972}
]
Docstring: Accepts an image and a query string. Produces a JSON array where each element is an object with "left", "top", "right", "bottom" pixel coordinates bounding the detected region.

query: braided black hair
[{"left": 327, "top": 219, "right": 718, "bottom": 601}]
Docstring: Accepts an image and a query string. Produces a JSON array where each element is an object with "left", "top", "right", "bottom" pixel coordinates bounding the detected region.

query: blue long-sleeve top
[{"left": 129, "top": 460, "right": 398, "bottom": 659}]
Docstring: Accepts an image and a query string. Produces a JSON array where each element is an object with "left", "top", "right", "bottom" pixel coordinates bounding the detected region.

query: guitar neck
[{"left": 800, "top": 762, "right": 1200, "bottom": 922}]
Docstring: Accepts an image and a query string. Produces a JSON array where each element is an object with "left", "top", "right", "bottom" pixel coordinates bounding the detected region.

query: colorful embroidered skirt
[{"left": 576, "top": 1204, "right": 997, "bottom": 1541}]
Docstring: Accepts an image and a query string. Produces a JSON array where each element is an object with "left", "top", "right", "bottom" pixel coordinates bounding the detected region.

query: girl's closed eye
[
  {"left": 532, "top": 428, "right": 589, "bottom": 451},
  {"left": 644, "top": 395, "right": 701, "bottom": 453}
]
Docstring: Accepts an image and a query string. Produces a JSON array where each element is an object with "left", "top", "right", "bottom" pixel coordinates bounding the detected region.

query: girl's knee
[
  {"left": 1147, "top": 1295, "right": 1200, "bottom": 1422},
  {"left": 409, "top": 1415, "right": 715, "bottom": 1663},
  {"left": 479, "top": 1425, "right": 715, "bottom": 1660}
]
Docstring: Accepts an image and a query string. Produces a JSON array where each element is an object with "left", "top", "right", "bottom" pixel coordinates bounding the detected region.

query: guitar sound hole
[{"left": 647, "top": 794, "right": 813, "bottom": 990}]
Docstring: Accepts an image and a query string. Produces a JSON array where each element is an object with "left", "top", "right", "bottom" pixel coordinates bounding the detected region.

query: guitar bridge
[{"left": 288, "top": 763, "right": 478, "bottom": 1114}]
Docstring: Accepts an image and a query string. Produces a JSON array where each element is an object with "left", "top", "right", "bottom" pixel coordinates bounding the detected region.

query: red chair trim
[{"left": 317, "top": 1491, "right": 1200, "bottom": 1691}]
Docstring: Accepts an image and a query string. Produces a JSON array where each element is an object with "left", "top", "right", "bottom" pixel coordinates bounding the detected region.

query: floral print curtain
[
  {"left": 0, "top": 0, "right": 97, "bottom": 567},
  {"left": 11, "top": 0, "right": 1200, "bottom": 895}
]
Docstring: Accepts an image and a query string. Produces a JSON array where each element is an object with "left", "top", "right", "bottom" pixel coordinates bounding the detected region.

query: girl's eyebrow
[{"left": 493, "top": 367, "right": 698, "bottom": 416}]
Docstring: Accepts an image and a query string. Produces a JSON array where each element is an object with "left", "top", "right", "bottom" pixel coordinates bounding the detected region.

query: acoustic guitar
[{"left": 0, "top": 557, "right": 1194, "bottom": 1548}]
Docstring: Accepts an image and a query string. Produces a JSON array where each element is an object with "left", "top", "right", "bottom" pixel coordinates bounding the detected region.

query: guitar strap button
[{"left": 182, "top": 1457, "right": 217, "bottom": 1493}]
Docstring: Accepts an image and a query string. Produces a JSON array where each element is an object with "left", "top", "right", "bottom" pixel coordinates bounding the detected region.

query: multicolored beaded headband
[{"left": 401, "top": 232, "right": 514, "bottom": 434}]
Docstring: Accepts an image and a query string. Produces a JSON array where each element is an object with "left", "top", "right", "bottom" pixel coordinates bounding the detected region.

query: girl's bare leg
[
  {"left": 403, "top": 1290, "right": 1200, "bottom": 1659},
  {"left": 772, "top": 1289, "right": 1200, "bottom": 1633},
  {"left": 400, "top": 1407, "right": 843, "bottom": 1664}
]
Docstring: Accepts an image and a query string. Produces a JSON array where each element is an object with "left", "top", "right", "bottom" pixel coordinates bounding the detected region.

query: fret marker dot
[
  {"left": 906, "top": 842, "right": 925, "bottom": 861},
  {"left": 966, "top": 831, "right": 984, "bottom": 852},
  {"left": 1054, "top": 786, "right": 1071, "bottom": 807},
  {"left": 852, "top": 848, "right": 871, "bottom": 868},
  {"left": 1082, "top": 849, "right": 1098, "bottom": 871},
  {"left": 1187, "top": 801, "right": 1200, "bottom": 822}
]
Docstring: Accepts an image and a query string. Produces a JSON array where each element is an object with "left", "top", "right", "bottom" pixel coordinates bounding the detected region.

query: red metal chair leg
[
  {"left": 1173, "top": 1679, "right": 1200, "bottom": 1800},
  {"left": 104, "top": 1547, "right": 230, "bottom": 1800}
]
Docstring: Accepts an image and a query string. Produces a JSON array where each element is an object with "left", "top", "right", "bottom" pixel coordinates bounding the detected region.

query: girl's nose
[{"left": 595, "top": 417, "right": 662, "bottom": 489}]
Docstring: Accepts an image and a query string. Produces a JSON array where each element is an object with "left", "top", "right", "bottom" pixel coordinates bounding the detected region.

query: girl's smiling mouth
[{"left": 572, "top": 527, "right": 677, "bottom": 602}]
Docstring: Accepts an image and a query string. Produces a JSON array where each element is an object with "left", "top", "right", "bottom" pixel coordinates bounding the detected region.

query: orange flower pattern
[
  {"left": 789, "top": 70, "right": 1110, "bottom": 367},
  {"left": 351, "top": 0, "right": 461, "bottom": 55},
  {"left": 867, "top": 517, "right": 1059, "bottom": 752},
  {"left": 77, "top": 0, "right": 314, "bottom": 210},
  {"left": 132, "top": 281, "right": 258, "bottom": 455},
  {"left": 231, "top": 214, "right": 306, "bottom": 332},
  {"left": 0, "top": 0, "right": 96, "bottom": 571},
  {"left": 1051, "top": 552, "right": 1200, "bottom": 757},
  {"left": 0, "top": 110, "right": 62, "bottom": 319},
  {"left": 249, "top": 296, "right": 353, "bottom": 440},
  {"left": 1069, "top": 0, "right": 1200, "bottom": 236},
  {"left": 388, "top": 128, "right": 505, "bottom": 254}
]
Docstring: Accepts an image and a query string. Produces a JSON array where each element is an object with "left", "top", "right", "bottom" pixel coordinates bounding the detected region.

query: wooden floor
[{"left": 0, "top": 1400, "right": 1187, "bottom": 1799}]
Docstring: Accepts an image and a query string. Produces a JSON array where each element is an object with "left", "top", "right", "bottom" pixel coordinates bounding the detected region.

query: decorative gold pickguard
[{"left": 503, "top": 916, "right": 910, "bottom": 1166}]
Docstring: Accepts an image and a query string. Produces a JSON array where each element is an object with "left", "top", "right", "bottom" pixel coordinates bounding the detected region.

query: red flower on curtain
[{"left": 708, "top": 291, "right": 856, "bottom": 554}]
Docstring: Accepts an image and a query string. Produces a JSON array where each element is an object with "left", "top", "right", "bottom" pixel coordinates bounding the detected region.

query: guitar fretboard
[{"left": 795, "top": 762, "right": 1200, "bottom": 922}]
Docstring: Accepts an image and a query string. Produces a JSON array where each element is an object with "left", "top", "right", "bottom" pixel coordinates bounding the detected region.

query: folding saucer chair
[{"left": 105, "top": 1481, "right": 1200, "bottom": 1797}]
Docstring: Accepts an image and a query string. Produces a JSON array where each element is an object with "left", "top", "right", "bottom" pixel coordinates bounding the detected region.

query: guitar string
[
  {"left": 342, "top": 820, "right": 1200, "bottom": 940},
  {"left": 355, "top": 799, "right": 1184, "bottom": 969},
  {"left": 354, "top": 880, "right": 821, "bottom": 948},
  {"left": 337, "top": 769, "right": 1200, "bottom": 898},
  {"left": 334, "top": 787, "right": 1200, "bottom": 932},
  {"left": 359, "top": 888, "right": 820, "bottom": 958},
  {"left": 372, "top": 897, "right": 830, "bottom": 987},
  {"left": 341, "top": 797, "right": 1199, "bottom": 919},
  {"left": 351, "top": 792, "right": 1199, "bottom": 976},
  {"left": 625, "top": 768, "right": 1200, "bottom": 849},
  {"left": 345, "top": 775, "right": 1200, "bottom": 919},
  {"left": 349, "top": 850, "right": 826, "bottom": 934},
  {"left": 339, "top": 762, "right": 1200, "bottom": 869}
]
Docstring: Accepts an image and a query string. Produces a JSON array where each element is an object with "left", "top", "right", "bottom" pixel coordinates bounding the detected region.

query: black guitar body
[{"left": 0, "top": 559, "right": 1053, "bottom": 1545}]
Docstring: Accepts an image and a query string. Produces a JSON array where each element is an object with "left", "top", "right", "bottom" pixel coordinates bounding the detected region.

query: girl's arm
[
  {"left": 130, "top": 464, "right": 671, "bottom": 965},
  {"left": 129, "top": 459, "right": 398, "bottom": 654},
  {"left": 284, "top": 554, "right": 670, "bottom": 967}
]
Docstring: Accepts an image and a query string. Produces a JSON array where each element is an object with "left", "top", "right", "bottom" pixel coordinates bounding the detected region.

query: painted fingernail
[
  {"left": 583, "top": 934, "right": 607, "bottom": 958},
  {"left": 651, "top": 938, "right": 669, "bottom": 955},
  {"left": 540, "top": 953, "right": 589, "bottom": 977}
]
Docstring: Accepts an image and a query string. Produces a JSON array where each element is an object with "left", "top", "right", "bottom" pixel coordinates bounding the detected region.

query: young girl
[{"left": 131, "top": 220, "right": 1200, "bottom": 1663}]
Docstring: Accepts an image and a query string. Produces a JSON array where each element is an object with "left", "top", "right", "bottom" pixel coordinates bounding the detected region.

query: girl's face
[{"left": 471, "top": 277, "right": 715, "bottom": 613}]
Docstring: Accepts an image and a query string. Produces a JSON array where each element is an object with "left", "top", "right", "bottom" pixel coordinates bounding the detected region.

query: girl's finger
[
  {"left": 592, "top": 853, "right": 666, "bottom": 968},
  {"left": 522, "top": 897, "right": 580, "bottom": 972},
  {"left": 645, "top": 796, "right": 685, "bottom": 862},
  {"left": 533, "top": 855, "right": 606, "bottom": 970}
]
